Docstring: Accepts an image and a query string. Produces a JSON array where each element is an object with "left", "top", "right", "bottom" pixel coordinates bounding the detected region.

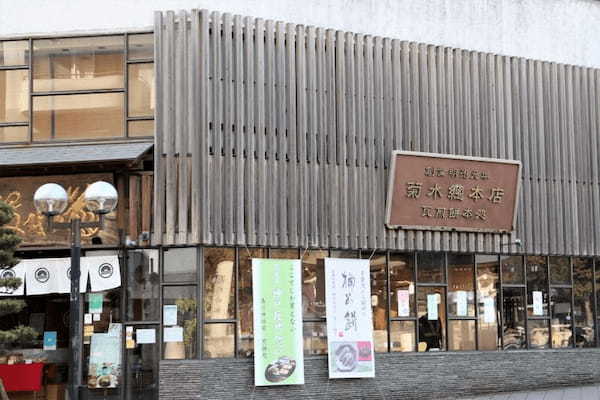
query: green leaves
[
  {"left": 0, "top": 200, "right": 26, "bottom": 347},
  {"left": 0, "top": 326, "right": 39, "bottom": 345}
]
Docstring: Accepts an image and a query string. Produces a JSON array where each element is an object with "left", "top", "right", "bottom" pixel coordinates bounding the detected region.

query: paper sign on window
[
  {"left": 483, "top": 297, "right": 496, "bottom": 323},
  {"left": 532, "top": 291, "right": 543, "bottom": 316},
  {"left": 427, "top": 294, "right": 438, "bottom": 320},
  {"left": 456, "top": 290, "right": 467, "bottom": 316},
  {"left": 397, "top": 290, "right": 410, "bottom": 317}
]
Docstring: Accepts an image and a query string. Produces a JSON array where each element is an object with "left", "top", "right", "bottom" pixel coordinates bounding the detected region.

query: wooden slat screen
[{"left": 153, "top": 9, "right": 600, "bottom": 256}]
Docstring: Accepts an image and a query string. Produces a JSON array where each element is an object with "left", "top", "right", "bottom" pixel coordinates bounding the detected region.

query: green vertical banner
[{"left": 252, "top": 258, "right": 304, "bottom": 386}]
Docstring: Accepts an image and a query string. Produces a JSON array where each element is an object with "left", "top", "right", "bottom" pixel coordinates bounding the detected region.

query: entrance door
[{"left": 123, "top": 249, "right": 160, "bottom": 400}]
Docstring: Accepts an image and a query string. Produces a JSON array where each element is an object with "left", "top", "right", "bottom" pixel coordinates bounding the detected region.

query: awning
[{"left": 0, "top": 141, "right": 153, "bottom": 167}]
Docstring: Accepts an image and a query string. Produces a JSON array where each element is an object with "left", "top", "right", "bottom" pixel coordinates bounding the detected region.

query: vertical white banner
[
  {"left": 325, "top": 258, "right": 375, "bottom": 379},
  {"left": 252, "top": 259, "right": 304, "bottom": 386}
]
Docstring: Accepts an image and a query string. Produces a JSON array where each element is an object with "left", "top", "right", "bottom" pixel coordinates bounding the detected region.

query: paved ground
[{"left": 462, "top": 385, "right": 600, "bottom": 399}]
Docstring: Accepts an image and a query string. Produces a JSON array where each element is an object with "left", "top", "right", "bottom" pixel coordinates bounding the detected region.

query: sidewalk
[{"left": 462, "top": 384, "right": 600, "bottom": 400}]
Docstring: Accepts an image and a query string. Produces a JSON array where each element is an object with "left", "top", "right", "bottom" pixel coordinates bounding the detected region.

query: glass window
[
  {"left": 163, "top": 286, "right": 196, "bottom": 359},
  {"left": 0, "top": 40, "right": 29, "bottom": 66},
  {"left": 364, "top": 252, "right": 388, "bottom": 352},
  {"left": 391, "top": 321, "right": 416, "bottom": 352},
  {"left": 128, "top": 34, "right": 154, "bottom": 60},
  {"left": 502, "top": 287, "right": 526, "bottom": 350},
  {"left": 128, "top": 119, "right": 154, "bottom": 137},
  {"left": 33, "top": 93, "right": 124, "bottom": 141},
  {"left": 550, "top": 287, "right": 572, "bottom": 348},
  {"left": 417, "top": 252, "right": 445, "bottom": 283},
  {"left": 449, "top": 320, "right": 476, "bottom": 351},
  {"left": 501, "top": 255, "right": 523, "bottom": 284},
  {"left": 476, "top": 255, "right": 499, "bottom": 350},
  {"left": 573, "top": 258, "right": 595, "bottom": 348},
  {"left": 302, "top": 249, "right": 327, "bottom": 319},
  {"left": 0, "top": 126, "right": 28, "bottom": 143},
  {"left": 303, "top": 322, "right": 327, "bottom": 355},
  {"left": 330, "top": 249, "right": 359, "bottom": 258},
  {"left": 238, "top": 248, "right": 267, "bottom": 358},
  {"left": 389, "top": 253, "right": 415, "bottom": 318},
  {"left": 163, "top": 247, "right": 197, "bottom": 283},
  {"left": 0, "top": 69, "right": 28, "bottom": 123},
  {"left": 526, "top": 256, "right": 548, "bottom": 317},
  {"left": 448, "top": 254, "right": 474, "bottom": 317},
  {"left": 596, "top": 259, "right": 600, "bottom": 318},
  {"left": 528, "top": 319, "right": 549, "bottom": 349},
  {"left": 550, "top": 256, "right": 571, "bottom": 285},
  {"left": 125, "top": 324, "right": 158, "bottom": 399},
  {"left": 126, "top": 249, "right": 160, "bottom": 321},
  {"left": 128, "top": 63, "right": 154, "bottom": 117},
  {"left": 417, "top": 286, "right": 446, "bottom": 351},
  {"left": 203, "top": 247, "right": 235, "bottom": 320},
  {"left": 33, "top": 36, "right": 124, "bottom": 92},
  {"left": 203, "top": 323, "right": 235, "bottom": 358},
  {"left": 270, "top": 248, "right": 299, "bottom": 259}
]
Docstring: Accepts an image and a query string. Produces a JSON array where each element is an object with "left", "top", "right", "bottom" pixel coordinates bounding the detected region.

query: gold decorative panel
[{"left": 0, "top": 173, "right": 118, "bottom": 246}]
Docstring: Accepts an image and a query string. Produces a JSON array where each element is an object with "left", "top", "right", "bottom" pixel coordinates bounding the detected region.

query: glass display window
[
  {"left": 573, "top": 258, "right": 595, "bottom": 347},
  {"left": 476, "top": 255, "right": 500, "bottom": 350},
  {"left": 389, "top": 253, "right": 415, "bottom": 318},
  {"left": 526, "top": 256, "right": 548, "bottom": 317},
  {"left": 203, "top": 247, "right": 235, "bottom": 321},
  {"left": 448, "top": 254, "right": 475, "bottom": 317},
  {"left": 417, "top": 252, "right": 445, "bottom": 283},
  {"left": 502, "top": 287, "right": 526, "bottom": 350}
]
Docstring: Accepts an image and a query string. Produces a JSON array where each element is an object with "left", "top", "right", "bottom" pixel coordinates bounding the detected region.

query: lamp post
[{"left": 34, "top": 181, "right": 118, "bottom": 400}]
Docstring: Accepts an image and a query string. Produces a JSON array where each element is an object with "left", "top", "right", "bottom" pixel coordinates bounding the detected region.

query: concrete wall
[
  {"left": 159, "top": 349, "right": 600, "bottom": 399},
  {"left": 2, "top": 0, "right": 600, "bottom": 68}
]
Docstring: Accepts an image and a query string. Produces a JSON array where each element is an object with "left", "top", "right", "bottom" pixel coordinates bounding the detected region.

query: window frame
[
  {"left": 0, "top": 31, "right": 154, "bottom": 145},
  {"left": 159, "top": 246, "right": 600, "bottom": 360}
]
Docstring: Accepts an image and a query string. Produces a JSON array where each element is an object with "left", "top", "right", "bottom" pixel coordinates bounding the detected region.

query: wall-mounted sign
[
  {"left": 386, "top": 151, "right": 521, "bottom": 233},
  {"left": 325, "top": 258, "right": 375, "bottom": 379},
  {"left": 0, "top": 173, "right": 118, "bottom": 246},
  {"left": 252, "top": 258, "right": 304, "bottom": 386}
]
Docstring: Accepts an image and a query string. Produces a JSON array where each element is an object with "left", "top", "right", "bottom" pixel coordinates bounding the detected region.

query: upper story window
[{"left": 0, "top": 33, "right": 154, "bottom": 144}]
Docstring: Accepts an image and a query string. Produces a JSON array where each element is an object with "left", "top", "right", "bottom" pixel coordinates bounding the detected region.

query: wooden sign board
[{"left": 385, "top": 151, "right": 521, "bottom": 233}]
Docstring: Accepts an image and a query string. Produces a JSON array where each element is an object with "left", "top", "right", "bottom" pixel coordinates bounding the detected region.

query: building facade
[{"left": 1, "top": 1, "right": 600, "bottom": 399}]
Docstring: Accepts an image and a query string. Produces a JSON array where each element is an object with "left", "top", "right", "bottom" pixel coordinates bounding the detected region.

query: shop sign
[
  {"left": 252, "top": 259, "right": 304, "bottom": 386},
  {"left": 325, "top": 258, "right": 375, "bottom": 379},
  {"left": 0, "top": 173, "right": 118, "bottom": 246},
  {"left": 386, "top": 151, "right": 521, "bottom": 233}
]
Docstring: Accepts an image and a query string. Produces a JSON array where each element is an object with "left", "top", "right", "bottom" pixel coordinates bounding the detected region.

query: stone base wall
[{"left": 159, "top": 349, "right": 600, "bottom": 399}]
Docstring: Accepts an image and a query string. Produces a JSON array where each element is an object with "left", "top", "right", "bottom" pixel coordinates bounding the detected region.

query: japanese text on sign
[
  {"left": 325, "top": 258, "right": 375, "bottom": 379},
  {"left": 386, "top": 151, "right": 521, "bottom": 233}
]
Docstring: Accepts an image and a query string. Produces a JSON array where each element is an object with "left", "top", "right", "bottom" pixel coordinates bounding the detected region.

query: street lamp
[{"left": 34, "top": 181, "right": 118, "bottom": 400}]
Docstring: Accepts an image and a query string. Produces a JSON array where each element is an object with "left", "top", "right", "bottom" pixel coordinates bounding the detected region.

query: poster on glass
[
  {"left": 325, "top": 258, "right": 375, "bottom": 379},
  {"left": 88, "top": 333, "right": 122, "bottom": 389},
  {"left": 252, "top": 259, "right": 304, "bottom": 386}
]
